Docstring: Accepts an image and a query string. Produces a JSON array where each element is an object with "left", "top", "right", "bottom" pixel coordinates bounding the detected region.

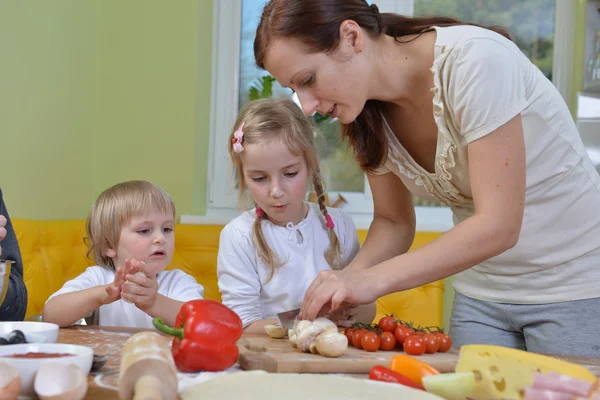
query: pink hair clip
[
  {"left": 232, "top": 121, "right": 245, "bottom": 153},
  {"left": 325, "top": 215, "right": 335, "bottom": 229}
]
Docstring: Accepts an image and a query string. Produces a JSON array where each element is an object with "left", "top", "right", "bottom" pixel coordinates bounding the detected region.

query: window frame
[{"left": 183, "top": 0, "right": 577, "bottom": 231}]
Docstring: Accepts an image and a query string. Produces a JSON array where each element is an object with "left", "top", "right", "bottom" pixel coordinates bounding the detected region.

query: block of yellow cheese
[{"left": 455, "top": 344, "right": 596, "bottom": 400}]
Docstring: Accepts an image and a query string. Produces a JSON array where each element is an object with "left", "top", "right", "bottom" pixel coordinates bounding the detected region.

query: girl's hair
[
  {"left": 228, "top": 98, "right": 341, "bottom": 281},
  {"left": 85, "top": 180, "right": 176, "bottom": 271},
  {"left": 254, "top": 0, "right": 512, "bottom": 172}
]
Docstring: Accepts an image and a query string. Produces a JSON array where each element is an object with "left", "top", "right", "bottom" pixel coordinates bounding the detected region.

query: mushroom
[
  {"left": 288, "top": 329, "right": 298, "bottom": 348},
  {"left": 0, "top": 363, "right": 20, "bottom": 400},
  {"left": 315, "top": 331, "right": 348, "bottom": 357},
  {"left": 264, "top": 323, "right": 287, "bottom": 339},
  {"left": 295, "top": 321, "right": 324, "bottom": 353},
  {"left": 290, "top": 318, "right": 348, "bottom": 358}
]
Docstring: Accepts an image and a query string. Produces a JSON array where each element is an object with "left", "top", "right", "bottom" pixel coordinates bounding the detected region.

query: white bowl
[
  {"left": 0, "top": 331, "right": 46, "bottom": 344},
  {"left": 0, "top": 343, "right": 93, "bottom": 398},
  {"left": 0, "top": 322, "right": 59, "bottom": 343}
]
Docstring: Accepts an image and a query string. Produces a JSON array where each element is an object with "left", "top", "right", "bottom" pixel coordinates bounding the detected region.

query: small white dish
[
  {"left": 0, "top": 343, "right": 93, "bottom": 398},
  {"left": 0, "top": 322, "right": 59, "bottom": 344},
  {"left": 0, "top": 332, "right": 46, "bottom": 345}
]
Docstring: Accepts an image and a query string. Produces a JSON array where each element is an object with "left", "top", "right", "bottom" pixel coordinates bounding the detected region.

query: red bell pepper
[
  {"left": 369, "top": 365, "right": 426, "bottom": 390},
  {"left": 153, "top": 299, "right": 243, "bottom": 372}
]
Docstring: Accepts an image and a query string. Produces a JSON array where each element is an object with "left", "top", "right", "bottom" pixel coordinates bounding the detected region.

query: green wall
[{"left": 1, "top": 0, "right": 212, "bottom": 220}]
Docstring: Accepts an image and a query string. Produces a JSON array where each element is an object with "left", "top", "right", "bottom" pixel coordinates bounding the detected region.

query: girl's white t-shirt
[
  {"left": 374, "top": 25, "right": 600, "bottom": 304},
  {"left": 217, "top": 202, "right": 360, "bottom": 327}
]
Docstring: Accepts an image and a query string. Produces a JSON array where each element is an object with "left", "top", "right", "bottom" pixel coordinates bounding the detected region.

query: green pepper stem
[{"left": 152, "top": 317, "right": 184, "bottom": 339}]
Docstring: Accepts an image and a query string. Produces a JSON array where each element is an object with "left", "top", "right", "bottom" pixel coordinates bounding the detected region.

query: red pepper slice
[
  {"left": 369, "top": 365, "right": 426, "bottom": 390},
  {"left": 153, "top": 299, "right": 243, "bottom": 373}
]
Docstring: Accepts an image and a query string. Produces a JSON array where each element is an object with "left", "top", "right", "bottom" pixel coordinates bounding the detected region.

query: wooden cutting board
[
  {"left": 237, "top": 335, "right": 600, "bottom": 376},
  {"left": 237, "top": 335, "right": 458, "bottom": 374}
]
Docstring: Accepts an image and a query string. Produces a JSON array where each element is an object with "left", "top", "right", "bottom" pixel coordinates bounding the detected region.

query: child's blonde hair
[
  {"left": 228, "top": 98, "right": 341, "bottom": 281},
  {"left": 85, "top": 180, "right": 176, "bottom": 270}
]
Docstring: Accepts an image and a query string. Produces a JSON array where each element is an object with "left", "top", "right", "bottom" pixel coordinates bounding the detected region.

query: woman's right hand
[
  {"left": 0, "top": 215, "right": 7, "bottom": 257},
  {"left": 300, "top": 268, "right": 380, "bottom": 321}
]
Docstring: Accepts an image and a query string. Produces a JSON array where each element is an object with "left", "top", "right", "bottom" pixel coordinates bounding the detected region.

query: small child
[
  {"left": 217, "top": 98, "right": 376, "bottom": 333},
  {"left": 43, "top": 180, "right": 204, "bottom": 328}
]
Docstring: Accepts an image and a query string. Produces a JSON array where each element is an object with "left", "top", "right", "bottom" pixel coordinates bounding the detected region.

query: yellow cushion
[{"left": 13, "top": 219, "right": 444, "bottom": 328}]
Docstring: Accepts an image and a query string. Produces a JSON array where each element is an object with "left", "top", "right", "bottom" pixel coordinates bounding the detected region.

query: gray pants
[{"left": 449, "top": 291, "right": 600, "bottom": 357}]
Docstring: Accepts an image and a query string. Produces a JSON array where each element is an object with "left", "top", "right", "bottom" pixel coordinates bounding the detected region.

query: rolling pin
[{"left": 119, "top": 331, "right": 178, "bottom": 400}]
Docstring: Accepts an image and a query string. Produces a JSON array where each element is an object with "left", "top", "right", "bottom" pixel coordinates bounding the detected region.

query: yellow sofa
[{"left": 13, "top": 219, "right": 444, "bottom": 328}]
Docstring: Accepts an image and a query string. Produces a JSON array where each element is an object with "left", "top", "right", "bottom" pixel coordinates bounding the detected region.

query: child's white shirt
[
  {"left": 46, "top": 267, "right": 204, "bottom": 328},
  {"left": 217, "top": 202, "right": 360, "bottom": 327}
]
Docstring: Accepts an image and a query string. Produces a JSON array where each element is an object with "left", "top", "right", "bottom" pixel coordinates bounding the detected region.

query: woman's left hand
[{"left": 300, "top": 269, "right": 379, "bottom": 321}]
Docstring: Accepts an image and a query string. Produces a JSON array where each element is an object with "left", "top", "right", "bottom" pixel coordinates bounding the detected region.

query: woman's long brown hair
[{"left": 254, "top": 0, "right": 512, "bottom": 172}]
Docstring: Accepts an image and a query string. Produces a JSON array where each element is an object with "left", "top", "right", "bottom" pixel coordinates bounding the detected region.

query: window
[{"left": 197, "top": 0, "right": 576, "bottom": 230}]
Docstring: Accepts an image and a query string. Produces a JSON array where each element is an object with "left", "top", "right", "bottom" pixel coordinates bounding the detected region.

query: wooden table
[
  {"left": 57, "top": 325, "right": 600, "bottom": 400},
  {"left": 58, "top": 325, "right": 147, "bottom": 399}
]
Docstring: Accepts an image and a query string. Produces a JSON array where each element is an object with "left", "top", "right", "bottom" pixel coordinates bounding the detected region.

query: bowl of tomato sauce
[{"left": 0, "top": 343, "right": 93, "bottom": 398}]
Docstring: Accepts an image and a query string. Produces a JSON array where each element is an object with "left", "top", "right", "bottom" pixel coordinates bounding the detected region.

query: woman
[
  {"left": 253, "top": 0, "right": 600, "bottom": 356},
  {"left": 0, "top": 188, "right": 28, "bottom": 321}
]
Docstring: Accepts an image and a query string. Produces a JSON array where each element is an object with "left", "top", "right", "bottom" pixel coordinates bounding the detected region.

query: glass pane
[
  {"left": 239, "top": 0, "right": 365, "bottom": 194},
  {"left": 414, "top": 0, "right": 555, "bottom": 80}
]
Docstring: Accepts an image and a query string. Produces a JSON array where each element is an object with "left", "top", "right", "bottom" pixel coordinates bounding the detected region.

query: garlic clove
[
  {"left": 315, "top": 332, "right": 348, "bottom": 358},
  {"left": 0, "top": 363, "right": 20, "bottom": 400},
  {"left": 34, "top": 363, "right": 88, "bottom": 400},
  {"left": 264, "top": 323, "right": 287, "bottom": 339}
]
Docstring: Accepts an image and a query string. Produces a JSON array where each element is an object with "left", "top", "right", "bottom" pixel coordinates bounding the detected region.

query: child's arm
[
  {"left": 217, "top": 224, "right": 265, "bottom": 330},
  {"left": 121, "top": 260, "right": 204, "bottom": 327},
  {"left": 43, "top": 286, "right": 109, "bottom": 327},
  {"left": 43, "top": 265, "right": 128, "bottom": 327},
  {"left": 243, "top": 318, "right": 280, "bottom": 334},
  {"left": 141, "top": 294, "right": 184, "bottom": 327}
]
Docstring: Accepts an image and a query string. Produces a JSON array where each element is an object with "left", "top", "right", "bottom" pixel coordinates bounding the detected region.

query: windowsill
[{"left": 180, "top": 206, "right": 454, "bottom": 232}]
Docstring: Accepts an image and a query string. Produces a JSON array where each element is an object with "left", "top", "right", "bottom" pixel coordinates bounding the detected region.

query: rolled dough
[{"left": 181, "top": 371, "right": 444, "bottom": 399}]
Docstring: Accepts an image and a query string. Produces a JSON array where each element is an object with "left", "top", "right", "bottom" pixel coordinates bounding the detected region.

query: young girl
[
  {"left": 217, "top": 98, "right": 375, "bottom": 333},
  {"left": 43, "top": 180, "right": 204, "bottom": 328}
]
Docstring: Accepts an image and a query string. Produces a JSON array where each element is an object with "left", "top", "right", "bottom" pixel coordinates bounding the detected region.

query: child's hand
[
  {"left": 121, "top": 258, "right": 159, "bottom": 312},
  {"left": 102, "top": 265, "right": 128, "bottom": 305}
]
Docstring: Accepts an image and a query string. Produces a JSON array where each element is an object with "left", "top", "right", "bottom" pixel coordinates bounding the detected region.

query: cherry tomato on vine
[
  {"left": 352, "top": 329, "right": 368, "bottom": 349},
  {"left": 379, "top": 331, "right": 397, "bottom": 351},
  {"left": 394, "top": 325, "right": 414, "bottom": 345},
  {"left": 423, "top": 333, "right": 440, "bottom": 354},
  {"left": 345, "top": 328, "right": 356, "bottom": 345},
  {"left": 404, "top": 335, "right": 426, "bottom": 356},
  {"left": 378, "top": 316, "right": 398, "bottom": 333},
  {"left": 361, "top": 332, "right": 381, "bottom": 352},
  {"left": 434, "top": 332, "right": 452, "bottom": 352}
]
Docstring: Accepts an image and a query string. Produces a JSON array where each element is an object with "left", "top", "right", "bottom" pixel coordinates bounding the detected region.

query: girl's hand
[
  {"left": 103, "top": 265, "right": 127, "bottom": 305},
  {"left": 300, "top": 269, "right": 379, "bottom": 321},
  {"left": 121, "top": 259, "right": 158, "bottom": 311}
]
